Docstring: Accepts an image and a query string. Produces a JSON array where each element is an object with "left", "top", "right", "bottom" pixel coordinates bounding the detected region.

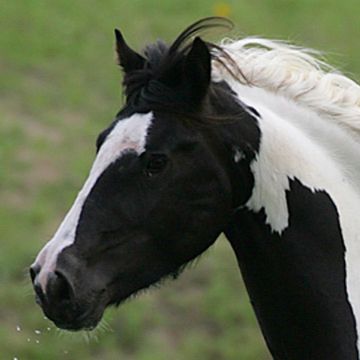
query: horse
[{"left": 30, "top": 17, "right": 360, "bottom": 359}]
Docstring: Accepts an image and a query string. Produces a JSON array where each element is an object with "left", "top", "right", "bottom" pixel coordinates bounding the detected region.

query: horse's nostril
[
  {"left": 34, "top": 281, "right": 45, "bottom": 305},
  {"left": 29, "top": 264, "right": 41, "bottom": 284},
  {"left": 47, "top": 271, "right": 75, "bottom": 304}
]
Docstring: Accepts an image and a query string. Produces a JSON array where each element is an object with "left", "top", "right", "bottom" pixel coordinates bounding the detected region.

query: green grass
[{"left": 1, "top": 1, "right": 359, "bottom": 359}]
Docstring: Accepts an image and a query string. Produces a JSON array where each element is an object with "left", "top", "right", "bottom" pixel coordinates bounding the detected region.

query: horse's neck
[{"left": 222, "top": 84, "right": 360, "bottom": 359}]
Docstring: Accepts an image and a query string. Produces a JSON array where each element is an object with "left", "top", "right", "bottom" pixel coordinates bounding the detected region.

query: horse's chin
[
  {"left": 52, "top": 311, "right": 104, "bottom": 332},
  {"left": 52, "top": 313, "right": 103, "bottom": 332},
  {"left": 43, "top": 299, "right": 106, "bottom": 332}
]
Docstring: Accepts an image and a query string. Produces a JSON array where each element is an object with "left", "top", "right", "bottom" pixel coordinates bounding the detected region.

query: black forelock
[{"left": 121, "top": 17, "right": 233, "bottom": 113}]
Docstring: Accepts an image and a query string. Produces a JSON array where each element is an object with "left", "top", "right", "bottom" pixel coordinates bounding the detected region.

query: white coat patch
[
  {"left": 233, "top": 146, "right": 245, "bottom": 163},
  {"left": 226, "top": 82, "right": 360, "bottom": 351},
  {"left": 33, "top": 112, "right": 153, "bottom": 292}
]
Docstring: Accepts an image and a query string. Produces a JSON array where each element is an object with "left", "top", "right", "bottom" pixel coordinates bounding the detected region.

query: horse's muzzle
[{"left": 29, "top": 264, "right": 101, "bottom": 330}]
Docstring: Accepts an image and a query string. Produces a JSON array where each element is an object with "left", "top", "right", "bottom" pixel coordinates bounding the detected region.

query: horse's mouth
[
  {"left": 51, "top": 309, "right": 104, "bottom": 331},
  {"left": 40, "top": 296, "right": 107, "bottom": 332},
  {"left": 49, "top": 308, "right": 104, "bottom": 331}
]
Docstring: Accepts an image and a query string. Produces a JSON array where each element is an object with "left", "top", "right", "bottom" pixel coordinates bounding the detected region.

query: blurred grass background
[{"left": 0, "top": 0, "right": 359, "bottom": 359}]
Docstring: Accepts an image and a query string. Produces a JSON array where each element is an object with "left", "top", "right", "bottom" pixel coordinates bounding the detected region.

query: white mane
[{"left": 212, "top": 37, "right": 360, "bottom": 138}]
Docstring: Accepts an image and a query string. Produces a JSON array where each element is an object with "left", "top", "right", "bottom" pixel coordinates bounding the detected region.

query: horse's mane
[
  {"left": 212, "top": 37, "right": 360, "bottom": 136},
  {"left": 123, "top": 17, "right": 360, "bottom": 136}
]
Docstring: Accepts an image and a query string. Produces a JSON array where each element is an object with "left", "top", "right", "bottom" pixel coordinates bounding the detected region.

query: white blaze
[{"left": 33, "top": 112, "right": 153, "bottom": 292}]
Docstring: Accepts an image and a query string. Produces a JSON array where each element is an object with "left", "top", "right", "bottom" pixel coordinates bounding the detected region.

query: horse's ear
[
  {"left": 183, "top": 37, "right": 211, "bottom": 103},
  {"left": 114, "top": 29, "right": 145, "bottom": 73}
]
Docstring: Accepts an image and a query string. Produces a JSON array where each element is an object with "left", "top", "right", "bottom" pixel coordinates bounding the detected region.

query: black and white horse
[{"left": 30, "top": 18, "right": 360, "bottom": 359}]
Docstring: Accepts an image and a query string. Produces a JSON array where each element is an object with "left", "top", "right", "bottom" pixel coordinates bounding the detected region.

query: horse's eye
[{"left": 145, "top": 154, "right": 168, "bottom": 177}]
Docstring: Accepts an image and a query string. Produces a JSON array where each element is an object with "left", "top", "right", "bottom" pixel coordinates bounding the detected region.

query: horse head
[{"left": 30, "top": 18, "right": 257, "bottom": 331}]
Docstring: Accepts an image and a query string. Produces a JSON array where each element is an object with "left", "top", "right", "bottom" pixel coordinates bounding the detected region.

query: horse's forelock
[{"left": 122, "top": 17, "right": 233, "bottom": 112}]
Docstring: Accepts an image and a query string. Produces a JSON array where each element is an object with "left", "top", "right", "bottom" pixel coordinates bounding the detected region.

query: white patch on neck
[
  {"left": 33, "top": 112, "right": 153, "bottom": 292},
  {"left": 212, "top": 37, "right": 360, "bottom": 139},
  {"left": 227, "top": 82, "right": 360, "bottom": 350},
  {"left": 233, "top": 146, "right": 245, "bottom": 163}
]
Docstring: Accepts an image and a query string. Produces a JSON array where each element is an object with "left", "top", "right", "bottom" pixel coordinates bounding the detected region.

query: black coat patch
[{"left": 225, "top": 179, "right": 358, "bottom": 360}]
